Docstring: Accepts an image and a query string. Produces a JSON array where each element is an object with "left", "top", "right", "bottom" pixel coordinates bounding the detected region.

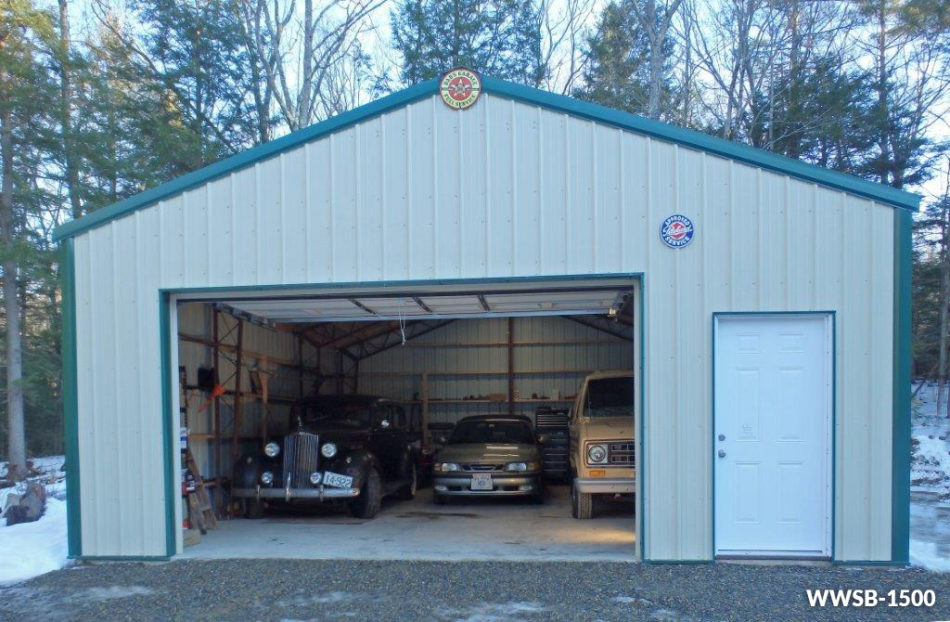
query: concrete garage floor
[{"left": 180, "top": 484, "right": 636, "bottom": 562}]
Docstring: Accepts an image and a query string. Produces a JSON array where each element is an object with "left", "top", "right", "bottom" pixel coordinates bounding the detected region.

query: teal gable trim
[
  {"left": 52, "top": 79, "right": 438, "bottom": 242},
  {"left": 53, "top": 76, "right": 918, "bottom": 241}
]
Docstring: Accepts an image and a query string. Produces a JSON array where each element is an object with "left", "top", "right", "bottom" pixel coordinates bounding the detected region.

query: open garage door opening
[{"left": 169, "top": 277, "right": 640, "bottom": 562}]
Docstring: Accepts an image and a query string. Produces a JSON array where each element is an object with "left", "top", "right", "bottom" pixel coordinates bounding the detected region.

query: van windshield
[{"left": 586, "top": 376, "right": 634, "bottom": 417}]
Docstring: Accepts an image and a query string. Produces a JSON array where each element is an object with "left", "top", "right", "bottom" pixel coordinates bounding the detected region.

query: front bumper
[
  {"left": 574, "top": 477, "right": 635, "bottom": 494},
  {"left": 232, "top": 486, "right": 361, "bottom": 501},
  {"left": 433, "top": 473, "right": 541, "bottom": 496}
]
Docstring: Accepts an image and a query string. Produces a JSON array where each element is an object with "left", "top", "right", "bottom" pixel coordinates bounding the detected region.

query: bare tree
[
  {"left": 628, "top": 0, "right": 683, "bottom": 119},
  {"left": 539, "top": 0, "right": 596, "bottom": 95},
  {"left": 240, "top": 0, "right": 385, "bottom": 131}
]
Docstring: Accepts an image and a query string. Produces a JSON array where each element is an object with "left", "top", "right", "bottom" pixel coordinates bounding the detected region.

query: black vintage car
[{"left": 231, "top": 395, "right": 418, "bottom": 519}]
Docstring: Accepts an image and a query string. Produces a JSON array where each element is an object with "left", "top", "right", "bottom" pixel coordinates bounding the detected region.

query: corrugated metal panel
[
  {"left": 70, "top": 93, "right": 895, "bottom": 560},
  {"left": 358, "top": 317, "right": 632, "bottom": 424}
]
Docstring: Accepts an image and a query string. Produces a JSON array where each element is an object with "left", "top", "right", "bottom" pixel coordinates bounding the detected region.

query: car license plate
[
  {"left": 323, "top": 471, "right": 353, "bottom": 489},
  {"left": 470, "top": 473, "right": 493, "bottom": 491}
]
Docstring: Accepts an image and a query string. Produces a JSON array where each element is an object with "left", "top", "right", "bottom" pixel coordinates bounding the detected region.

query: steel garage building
[{"left": 54, "top": 72, "right": 918, "bottom": 564}]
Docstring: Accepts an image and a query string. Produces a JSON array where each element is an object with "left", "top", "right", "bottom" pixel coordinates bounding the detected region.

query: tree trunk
[
  {"left": 59, "top": 0, "right": 81, "bottom": 219},
  {"left": 0, "top": 103, "right": 26, "bottom": 480}
]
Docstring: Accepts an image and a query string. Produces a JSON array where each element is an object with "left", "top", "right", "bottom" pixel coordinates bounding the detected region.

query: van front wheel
[{"left": 571, "top": 481, "right": 593, "bottom": 519}]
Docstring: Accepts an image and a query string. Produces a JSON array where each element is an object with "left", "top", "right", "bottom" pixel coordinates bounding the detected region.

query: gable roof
[{"left": 53, "top": 76, "right": 919, "bottom": 242}]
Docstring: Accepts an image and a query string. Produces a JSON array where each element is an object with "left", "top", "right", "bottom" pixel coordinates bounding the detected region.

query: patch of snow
[
  {"left": 445, "top": 601, "right": 546, "bottom": 622},
  {"left": 81, "top": 585, "right": 154, "bottom": 601},
  {"left": 614, "top": 595, "right": 652, "bottom": 606},
  {"left": 277, "top": 591, "right": 355, "bottom": 607},
  {"left": 911, "top": 539, "right": 950, "bottom": 573},
  {"left": 0, "top": 497, "right": 69, "bottom": 585}
]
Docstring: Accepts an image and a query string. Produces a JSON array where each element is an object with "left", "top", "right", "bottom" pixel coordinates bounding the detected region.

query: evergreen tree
[
  {"left": 391, "top": 0, "right": 545, "bottom": 85},
  {"left": 0, "top": 0, "right": 59, "bottom": 475},
  {"left": 576, "top": 0, "right": 675, "bottom": 117}
]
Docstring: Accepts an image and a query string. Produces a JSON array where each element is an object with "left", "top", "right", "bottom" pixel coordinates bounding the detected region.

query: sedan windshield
[
  {"left": 586, "top": 376, "right": 634, "bottom": 417},
  {"left": 448, "top": 420, "right": 534, "bottom": 445}
]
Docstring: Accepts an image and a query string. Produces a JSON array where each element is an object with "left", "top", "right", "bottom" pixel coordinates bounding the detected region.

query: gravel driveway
[{"left": 2, "top": 560, "right": 948, "bottom": 621}]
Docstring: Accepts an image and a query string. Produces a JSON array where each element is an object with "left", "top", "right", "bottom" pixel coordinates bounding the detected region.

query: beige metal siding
[{"left": 70, "top": 93, "right": 895, "bottom": 560}]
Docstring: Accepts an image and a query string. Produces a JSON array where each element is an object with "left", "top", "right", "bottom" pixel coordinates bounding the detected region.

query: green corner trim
[
  {"left": 52, "top": 76, "right": 919, "bottom": 242},
  {"left": 159, "top": 292, "right": 177, "bottom": 557},
  {"left": 892, "top": 210, "right": 912, "bottom": 564},
  {"left": 61, "top": 239, "right": 81, "bottom": 558}
]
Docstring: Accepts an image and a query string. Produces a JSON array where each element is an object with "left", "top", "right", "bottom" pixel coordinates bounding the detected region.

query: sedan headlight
[
  {"left": 264, "top": 442, "right": 280, "bottom": 458},
  {"left": 505, "top": 462, "right": 528, "bottom": 472},
  {"left": 321, "top": 442, "right": 337, "bottom": 458},
  {"left": 260, "top": 471, "right": 274, "bottom": 485},
  {"left": 587, "top": 443, "right": 607, "bottom": 465},
  {"left": 435, "top": 462, "right": 460, "bottom": 472}
]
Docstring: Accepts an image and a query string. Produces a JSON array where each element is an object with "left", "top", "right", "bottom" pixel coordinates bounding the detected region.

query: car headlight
[
  {"left": 264, "top": 442, "right": 280, "bottom": 458},
  {"left": 309, "top": 472, "right": 322, "bottom": 485},
  {"left": 321, "top": 442, "right": 337, "bottom": 458},
  {"left": 435, "top": 462, "right": 460, "bottom": 472},
  {"left": 260, "top": 471, "right": 274, "bottom": 485},
  {"left": 587, "top": 443, "right": 607, "bottom": 465},
  {"left": 505, "top": 462, "right": 528, "bottom": 472}
]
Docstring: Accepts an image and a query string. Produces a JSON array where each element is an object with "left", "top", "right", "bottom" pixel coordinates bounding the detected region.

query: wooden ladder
[{"left": 185, "top": 449, "right": 217, "bottom": 534}]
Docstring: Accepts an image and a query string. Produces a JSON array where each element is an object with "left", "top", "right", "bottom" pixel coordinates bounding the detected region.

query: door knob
[{"left": 717, "top": 449, "right": 726, "bottom": 458}]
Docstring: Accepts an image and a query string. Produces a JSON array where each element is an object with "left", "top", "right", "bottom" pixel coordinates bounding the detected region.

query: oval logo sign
[
  {"left": 660, "top": 214, "right": 694, "bottom": 248},
  {"left": 440, "top": 67, "right": 482, "bottom": 110}
]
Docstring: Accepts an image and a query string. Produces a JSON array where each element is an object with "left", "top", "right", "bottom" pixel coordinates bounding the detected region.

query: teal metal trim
[
  {"left": 160, "top": 273, "right": 641, "bottom": 297},
  {"left": 637, "top": 276, "right": 646, "bottom": 562},
  {"left": 482, "top": 78, "right": 919, "bottom": 212},
  {"left": 52, "top": 79, "right": 439, "bottom": 242},
  {"left": 158, "top": 273, "right": 644, "bottom": 560},
  {"left": 60, "top": 239, "right": 81, "bottom": 558},
  {"left": 52, "top": 76, "right": 919, "bottom": 242},
  {"left": 711, "top": 311, "right": 836, "bottom": 562},
  {"left": 892, "top": 210, "right": 912, "bottom": 564},
  {"left": 159, "top": 292, "right": 177, "bottom": 557}
]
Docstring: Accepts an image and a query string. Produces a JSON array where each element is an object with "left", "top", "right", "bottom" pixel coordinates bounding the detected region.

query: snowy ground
[
  {"left": 910, "top": 384, "right": 950, "bottom": 572},
  {"left": 0, "top": 455, "right": 69, "bottom": 585}
]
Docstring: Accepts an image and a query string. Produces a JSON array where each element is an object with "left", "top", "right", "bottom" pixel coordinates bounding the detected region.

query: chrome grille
[
  {"left": 608, "top": 442, "right": 635, "bottom": 466},
  {"left": 282, "top": 432, "right": 319, "bottom": 487},
  {"left": 463, "top": 463, "right": 503, "bottom": 472}
]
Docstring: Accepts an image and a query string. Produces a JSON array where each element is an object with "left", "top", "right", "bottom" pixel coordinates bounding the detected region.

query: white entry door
[{"left": 714, "top": 314, "right": 832, "bottom": 558}]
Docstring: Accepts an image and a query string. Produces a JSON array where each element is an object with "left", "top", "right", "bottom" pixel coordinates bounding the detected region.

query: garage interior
[{"left": 174, "top": 279, "right": 638, "bottom": 561}]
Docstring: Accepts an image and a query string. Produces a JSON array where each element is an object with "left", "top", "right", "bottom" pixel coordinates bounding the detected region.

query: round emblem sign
[
  {"left": 660, "top": 214, "right": 694, "bottom": 248},
  {"left": 440, "top": 68, "right": 482, "bottom": 110}
]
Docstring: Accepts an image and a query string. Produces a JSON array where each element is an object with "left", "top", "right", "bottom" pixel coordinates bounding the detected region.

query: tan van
[{"left": 569, "top": 370, "right": 635, "bottom": 519}]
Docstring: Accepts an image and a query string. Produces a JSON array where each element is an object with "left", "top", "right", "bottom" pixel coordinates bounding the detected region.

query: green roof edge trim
[
  {"left": 485, "top": 78, "right": 919, "bottom": 212},
  {"left": 53, "top": 75, "right": 920, "bottom": 241}
]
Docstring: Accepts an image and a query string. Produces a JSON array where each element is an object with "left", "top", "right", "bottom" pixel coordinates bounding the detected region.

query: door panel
[{"left": 714, "top": 314, "right": 832, "bottom": 557}]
